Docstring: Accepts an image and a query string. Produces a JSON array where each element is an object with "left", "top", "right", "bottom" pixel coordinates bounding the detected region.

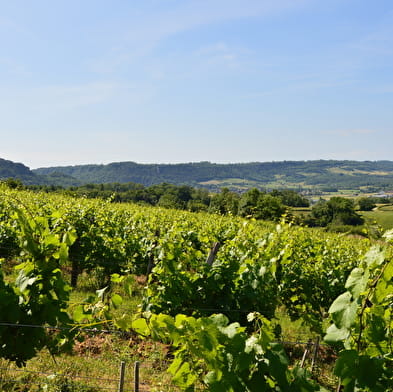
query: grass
[
  {"left": 274, "top": 307, "right": 338, "bottom": 390},
  {"left": 275, "top": 307, "right": 314, "bottom": 342},
  {"left": 291, "top": 201, "right": 393, "bottom": 233},
  {"left": 0, "top": 334, "right": 173, "bottom": 392},
  {"left": 0, "top": 265, "right": 175, "bottom": 392},
  {"left": 360, "top": 204, "right": 393, "bottom": 230}
]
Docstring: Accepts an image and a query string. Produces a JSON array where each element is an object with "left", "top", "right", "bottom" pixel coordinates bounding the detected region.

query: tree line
[
  {"left": 15, "top": 179, "right": 309, "bottom": 217},
  {"left": 4, "top": 178, "right": 393, "bottom": 231}
]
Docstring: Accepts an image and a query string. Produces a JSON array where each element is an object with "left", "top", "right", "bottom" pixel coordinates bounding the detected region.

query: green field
[{"left": 361, "top": 204, "right": 393, "bottom": 230}]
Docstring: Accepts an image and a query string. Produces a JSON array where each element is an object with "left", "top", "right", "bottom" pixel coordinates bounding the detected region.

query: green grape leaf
[
  {"left": 345, "top": 268, "right": 367, "bottom": 298},
  {"left": 245, "top": 335, "right": 263, "bottom": 355},
  {"left": 324, "top": 323, "right": 350, "bottom": 343},
  {"left": 63, "top": 230, "right": 77, "bottom": 246},
  {"left": 110, "top": 273, "right": 122, "bottom": 283},
  {"left": 364, "top": 246, "right": 385, "bottom": 268},
  {"left": 334, "top": 350, "right": 358, "bottom": 384},
  {"left": 122, "top": 276, "right": 135, "bottom": 297},
  {"left": 56, "top": 243, "right": 69, "bottom": 262},
  {"left": 72, "top": 304, "right": 87, "bottom": 323},
  {"left": 328, "top": 292, "right": 358, "bottom": 329},
  {"left": 204, "top": 370, "right": 222, "bottom": 385},
  {"left": 357, "top": 356, "right": 384, "bottom": 388},
  {"left": 220, "top": 322, "right": 241, "bottom": 339},
  {"left": 131, "top": 318, "right": 149, "bottom": 336},
  {"left": 110, "top": 294, "right": 123, "bottom": 309},
  {"left": 169, "top": 360, "right": 197, "bottom": 388},
  {"left": 114, "top": 314, "right": 134, "bottom": 331}
]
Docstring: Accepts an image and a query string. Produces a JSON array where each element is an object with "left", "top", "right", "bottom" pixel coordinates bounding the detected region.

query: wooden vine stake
[
  {"left": 134, "top": 361, "right": 140, "bottom": 392},
  {"left": 206, "top": 242, "right": 220, "bottom": 265},
  {"left": 118, "top": 361, "right": 126, "bottom": 392},
  {"left": 311, "top": 336, "right": 320, "bottom": 372},
  {"left": 300, "top": 339, "right": 313, "bottom": 368}
]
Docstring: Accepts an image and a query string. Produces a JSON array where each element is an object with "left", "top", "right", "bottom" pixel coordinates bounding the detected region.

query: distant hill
[
  {"left": 2, "top": 157, "right": 393, "bottom": 192},
  {"left": 33, "top": 160, "right": 393, "bottom": 192},
  {"left": 0, "top": 158, "right": 40, "bottom": 184},
  {"left": 0, "top": 158, "right": 81, "bottom": 186}
]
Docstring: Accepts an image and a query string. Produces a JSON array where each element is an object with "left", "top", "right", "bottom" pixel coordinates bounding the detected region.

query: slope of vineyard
[{"left": 0, "top": 185, "right": 391, "bottom": 391}]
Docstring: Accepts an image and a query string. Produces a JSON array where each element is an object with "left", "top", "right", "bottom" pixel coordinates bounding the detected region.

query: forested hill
[
  {"left": 0, "top": 158, "right": 80, "bottom": 186},
  {"left": 2, "top": 157, "right": 393, "bottom": 191},
  {"left": 33, "top": 160, "right": 393, "bottom": 191},
  {"left": 0, "top": 158, "right": 35, "bottom": 181}
]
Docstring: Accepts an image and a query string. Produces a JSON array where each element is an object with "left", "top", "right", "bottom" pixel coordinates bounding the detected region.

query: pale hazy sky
[{"left": 0, "top": 0, "right": 392, "bottom": 169}]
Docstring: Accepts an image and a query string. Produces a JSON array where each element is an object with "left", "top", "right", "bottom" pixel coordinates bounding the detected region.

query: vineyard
[{"left": 0, "top": 185, "right": 392, "bottom": 391}]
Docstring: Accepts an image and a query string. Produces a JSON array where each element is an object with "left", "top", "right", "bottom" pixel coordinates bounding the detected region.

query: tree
[
  {"left": 271, "top": 189, "right": 310, "bottom": 207},
  {"left": 238, "top": 190, "right": 286, "bottom": 221},
  {"left": 254, "top": 194, "right": 286, "bottom": 221},
  {"left": 357, "top": 197, "right": 376, "bottom": 211},
  {"left": 157, "top": 193, "right": 184, "bottom": 209},
  {"left": 3, "top": 177, "right": 23, "bottom": 189},
  {"left": 209, "top": 188, "right": 239, "bottom": 215},
  {"left": 238, "top": 188, "right": 261, "bottom": 217},
  {"left": 309, "top": 200, "right": 332, "bottom": 227},
  {"left": 309, "top": 197, "right": 363, "bottom": 227},
  {"left": 328, "top": 197, "right": 363, "bottom": 226}
]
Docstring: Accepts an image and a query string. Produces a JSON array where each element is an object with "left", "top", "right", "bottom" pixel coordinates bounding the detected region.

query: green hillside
[
  {"left": 2, "top": 157, "right": 393, "bottom": 191},
  {"left": 0, "top": 158, "right": 81, "bottom": 186},
  {"left": 0, "top": 158, "right": 36, "bottom": 181},
  {"left": 33, "top": 160, "right": 393, "bottom": 192}
]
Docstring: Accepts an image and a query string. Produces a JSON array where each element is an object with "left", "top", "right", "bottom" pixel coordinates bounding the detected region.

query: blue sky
[{"left": 0, "top": 0, "right": 392, "bottom": 168}]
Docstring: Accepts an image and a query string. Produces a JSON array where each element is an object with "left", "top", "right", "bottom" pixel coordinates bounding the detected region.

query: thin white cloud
[
  {"left": 90, "top": 0, "right": 312, "bottom": 73},
  {"left": 192, "top": 42, "right": 244, "bottom": 69}
]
